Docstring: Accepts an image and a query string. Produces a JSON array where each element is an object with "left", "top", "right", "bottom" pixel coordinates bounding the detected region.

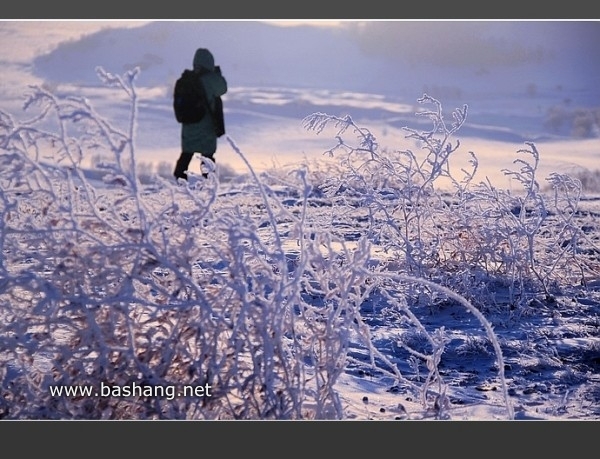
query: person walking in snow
[{"left": 173, "top": 48, "right": 228, "bottom": 181}]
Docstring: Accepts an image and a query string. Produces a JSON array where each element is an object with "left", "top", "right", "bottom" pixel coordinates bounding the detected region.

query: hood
[{"left": 193, "top": 48, "right": 215, "bottom": 72}]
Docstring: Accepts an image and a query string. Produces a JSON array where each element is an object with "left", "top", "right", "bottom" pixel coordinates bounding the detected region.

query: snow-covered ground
[{"left": 1, "top": 20, "right": 599, "bottom": 420}]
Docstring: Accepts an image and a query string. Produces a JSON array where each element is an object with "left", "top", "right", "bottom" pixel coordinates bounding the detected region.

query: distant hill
[
  {"left": 33, "top": 22, "right": 383, "bottom": 92},
  {"left": 32, "top": 21, "right": 600, "bottom": 105}
]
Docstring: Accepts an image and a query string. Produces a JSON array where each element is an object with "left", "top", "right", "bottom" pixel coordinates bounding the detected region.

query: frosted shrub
[
  {"left": 468, "top": 144, "right": 592, "bottom": 300},
  {"left": 304, "top": 96, "right": 475, "bottom": 278},
  {"left": 304, "top": 95, "right": 596, "bottom": 309},
  {"left": 0, "top": 68, "right": 375, "bottom": 419},
  {"left": 0, "top": 72, "right": 517, "bottom": 420}
]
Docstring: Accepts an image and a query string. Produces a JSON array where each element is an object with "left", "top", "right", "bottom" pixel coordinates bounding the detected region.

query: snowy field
[{"left": 0, "top": 20, "right": 599, "bottom": 420}]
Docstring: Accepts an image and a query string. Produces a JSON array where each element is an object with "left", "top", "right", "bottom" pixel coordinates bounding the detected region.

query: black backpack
[{"left": 173, "top": 70, "right": 207, "bottom": 124}]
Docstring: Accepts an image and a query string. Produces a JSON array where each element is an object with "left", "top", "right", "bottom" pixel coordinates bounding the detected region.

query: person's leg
[
  {"left": 173, "top": 152, "right": 194, "bottom": 180},
  {"left": 201, "top": 153, "right": 215, "bottom": 179}
]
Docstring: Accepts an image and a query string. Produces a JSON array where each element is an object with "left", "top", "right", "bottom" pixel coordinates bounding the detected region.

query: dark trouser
[{"left": 173, "top": 152, "right": 215, "bottom": 180}]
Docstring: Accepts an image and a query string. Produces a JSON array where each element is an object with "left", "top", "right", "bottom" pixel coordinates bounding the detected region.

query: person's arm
[{"left": 208, "top": 70, "right": 227, "bottom": 98}]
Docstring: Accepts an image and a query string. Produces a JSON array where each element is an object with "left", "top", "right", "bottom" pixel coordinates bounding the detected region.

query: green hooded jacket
[{"left": 180, "top": 48, "right": 228, "bottom": 156}]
